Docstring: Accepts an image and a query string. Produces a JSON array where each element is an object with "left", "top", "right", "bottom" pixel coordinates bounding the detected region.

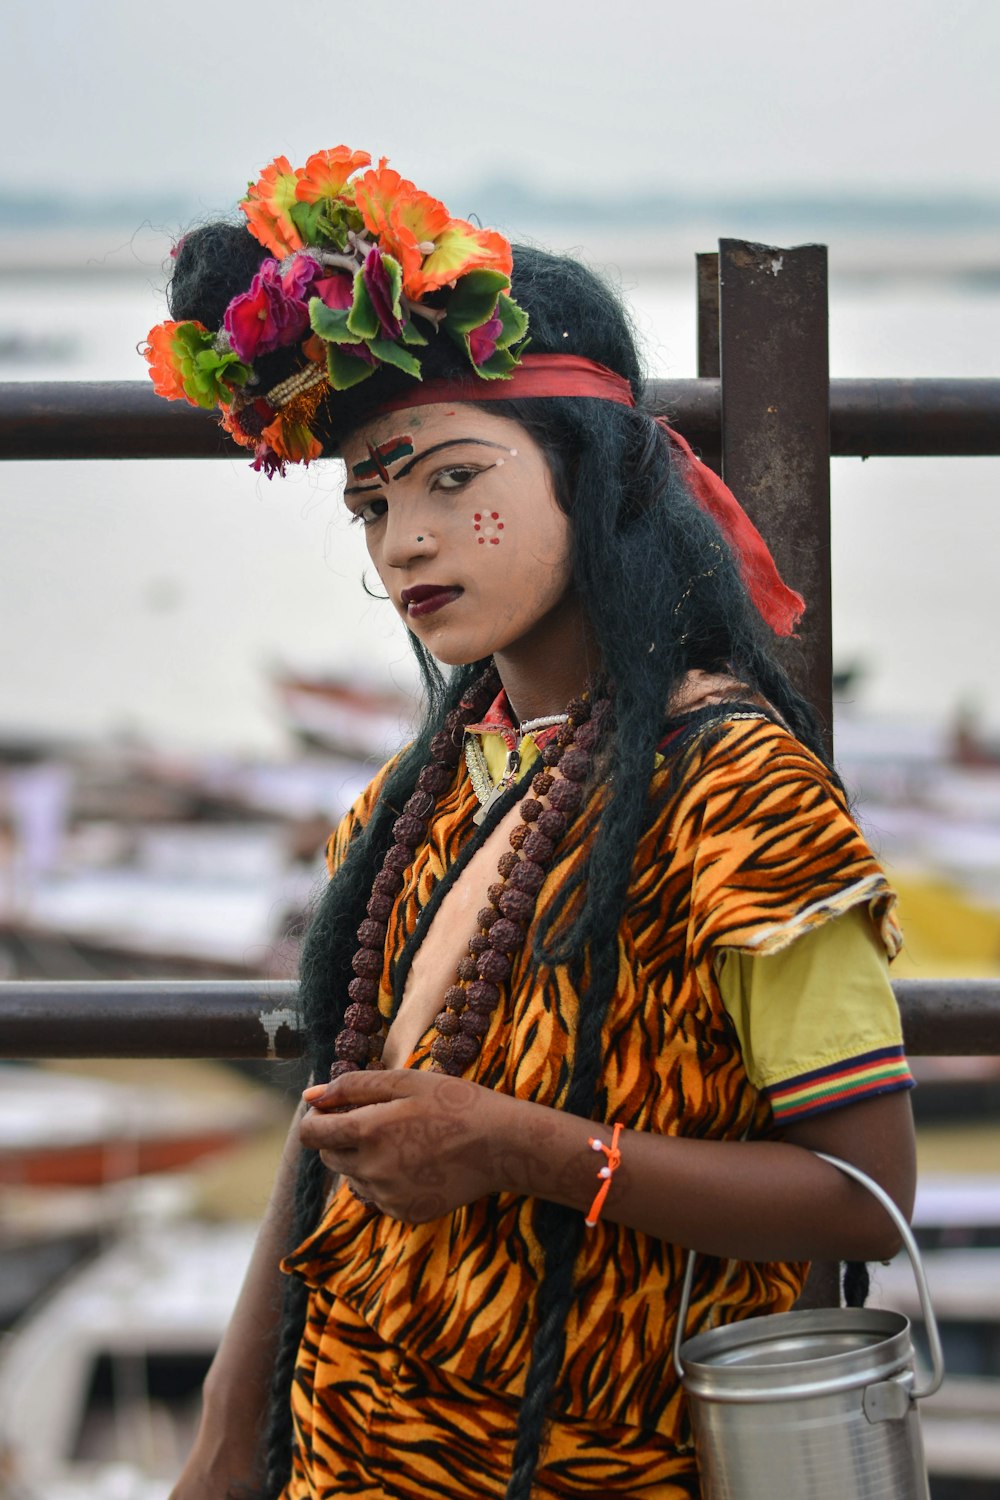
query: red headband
[{"left": 374, "top": 353, "right": 805, "bottom": 636}]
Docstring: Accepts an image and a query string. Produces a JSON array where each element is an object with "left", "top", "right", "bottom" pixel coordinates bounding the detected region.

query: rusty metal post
[
  {"left": 694, "top": 253, "right": 722, "bottom": 473},
  {"left": 717, "top": 240, "right": 833, "bottom": 742}
]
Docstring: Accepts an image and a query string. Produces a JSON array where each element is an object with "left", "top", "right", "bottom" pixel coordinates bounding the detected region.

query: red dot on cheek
[{"left": 489, "top": 537, "right": 500, "bottom": 545}]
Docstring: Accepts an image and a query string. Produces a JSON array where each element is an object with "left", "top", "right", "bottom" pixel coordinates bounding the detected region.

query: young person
[{"left": 148, "top": 147, "right": 916, "bottom": 1500}]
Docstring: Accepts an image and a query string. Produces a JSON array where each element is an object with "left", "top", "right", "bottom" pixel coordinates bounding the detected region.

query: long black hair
[{"left": 169, "top": 227, "right": 834, "bottom": 1499}]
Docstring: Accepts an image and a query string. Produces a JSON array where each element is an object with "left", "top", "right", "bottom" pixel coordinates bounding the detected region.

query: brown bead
[
  {"left": 356, "top": 918, "right": 387, "bottom": 948},
  {"left": 367, "top": 1033, "right": 385, "bottom": 1060},
  {"left": 465, "top": 980, "right": 500, "bottom": 1011},
  {"left": 556, "top": 720, "right": 577, "bottom": 746},
  {"left": 509, "top": 859, "right": 546, "bottom": 895},
  {"left": 434, "top": 1008, "right": 461, "bottom": 1035},
  {"left": 548, "top": 779, "right": 583, "bottom": 814},
  {"left": 450, "top": 1034, "right": 479, "bottom": 1066},
  {"left": 574, "top": 720, "right": 599, "bottom": 751},
  {"left": 536, "top": 808, "right": 567, "bottom": 841},
  {"left": 329, "top": 1059, "right": 361, "bottom": 1080},
  {"left": 477, "top": 948, "right": 511, "bottom": 982},
  {"left": 498, "top": 886, "right": 534, "bottom": 923},
  {"left": 433, "top": 1055, "right": 465, "bottom": 1077},
  {"left": 348, "top": 975, "right": 378, "bottom": 1004},
  {"left": 522, "top": 830, "right": 554, "bottom": 864},
  {"left": 459, "top": 1008, "right": 491, "bottom": 1037},
  {"left": 541, "top": 741, "right": 564, "bottom": 766},
  {"left": 443, "top": 984, "right": 468, "bottom": 1010},
  {"left": 392, "top": 813, "right": 426, "bottom": 846},
  {"left": 417, "top": 764, "right": 451, "bottom": 794},
  {"left": 566, "top": 695, "right": 591, "bottom": 723},
  {"left": 335, "top": 1028, "right": 370, "bottom": 1062},
  {"left": 443, "top": 707, "right": 467, "bottom": 736},
  {"left": 404, "top": 788, "right": 435, "bottom": 819},
  {"left": 476, "top": 905, "right": 498, "bottom": 929},
  {"left": 519, "top": 798, "right": 542, "bottom": 822},
  {"left": 496, "top": 851, "right": 520, "bottom": 878},
  {"left": 429, "top": 730, "right": 461, "bottom": 766},
  {"left": 373, "top": 866, "right": 403, "bottom": 895},
  {"left": 430, "top": 1035, "right": 455, "bottom": 1067},
  {"left": 344, "top": 1002, "right": 382, "bottom": 1034},
  {"left": 457, "top": 956, "right": 479, "bottom": 981},
  {"left": 534, "top": 772, "right": 554, "bottom": 796},
  {"left": 509, "top": 824, "right": 528, "bottom": 850},
  {"left": 384, "top": 843, "right": 414, "bottom": 873},
  {"left": 469, "top": 932, "right": 490, "bottom": 956},
  {"left": 346, "top": 1002, "right": 380, "bottom": 1038},
  {"left": 489, "top": 918, "right": 521, "bottom": 952},
  {"left": 366, "top": 1056, "right": 386, "bottom": 1070},
  {"left": 366, "top": 891, "right": 395, "bottom": 921},
  {"left": 351, "top": 948, "right": 382, "bottom": 978},
  {"left": 559, "top": 748, "right": 590, "bottom": 783},
  {"left": 487, "top": 882, "right": 507, "bottom": 905}
]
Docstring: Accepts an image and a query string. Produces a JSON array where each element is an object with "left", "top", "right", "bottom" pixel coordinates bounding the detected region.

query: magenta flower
[
  {"left": 281, "top": 253, "right": 322, "bottom": 300},
  {"left": 314, "top": 272, "right": 354, "bottom": 310},
  {"left": 468, "top": 307, "right": 503, "bottom": 366},
  {"left": 223, "top": 259, "right": 313, "bottom": 362},
  {"left": 363, "top": 245, "right": 404, "bottom": 339}
]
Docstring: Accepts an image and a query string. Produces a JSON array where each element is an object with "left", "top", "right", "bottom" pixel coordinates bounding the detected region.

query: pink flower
[
  {"left": 362, "top": 245, "right": 404, "bottom": 339},
  {"left": 468, "top": 307, "right": 503, "bottom": 366},
  {"left": 314, "top": 273, "right": 354, "bottom": 310},
  {"left": 223, "top": 259, "right": 315, "bottom": 362}
]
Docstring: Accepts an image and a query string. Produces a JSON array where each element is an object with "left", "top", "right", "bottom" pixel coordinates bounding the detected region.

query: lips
[{"left": 400, "top": 584, "right": 463, "bottom": 619}]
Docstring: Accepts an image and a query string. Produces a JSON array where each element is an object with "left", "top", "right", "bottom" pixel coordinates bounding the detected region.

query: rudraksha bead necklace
[{"left": 329, "top": 671, "right": 606, "bottom": 1082}]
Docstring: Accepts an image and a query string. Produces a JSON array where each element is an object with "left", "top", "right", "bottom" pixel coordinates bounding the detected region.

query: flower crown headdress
[{"left": 143, "top": 147, "right": 529, "bottom": 476}]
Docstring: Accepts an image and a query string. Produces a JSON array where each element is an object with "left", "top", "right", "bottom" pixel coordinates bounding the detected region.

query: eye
[
  {"left": 350, "top": 497, "right": 388, "bottom": 527},
  {"left": 433, "top": 465, "right": 481, "bottom": 491}
]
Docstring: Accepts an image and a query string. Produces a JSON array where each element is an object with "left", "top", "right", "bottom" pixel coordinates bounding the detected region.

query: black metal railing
[{"left": 2, "top": 237, "right": 999, "bottom": 1068}]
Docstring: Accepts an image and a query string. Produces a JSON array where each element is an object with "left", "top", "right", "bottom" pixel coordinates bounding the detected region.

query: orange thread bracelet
[{"left": 585, "top": 1123, "right": 623, "bottom": 1227}]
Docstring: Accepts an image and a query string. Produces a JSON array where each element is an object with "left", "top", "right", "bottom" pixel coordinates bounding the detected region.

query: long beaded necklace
[{"left": 330, "top": 669, "right": 606, "bottom": 1081}]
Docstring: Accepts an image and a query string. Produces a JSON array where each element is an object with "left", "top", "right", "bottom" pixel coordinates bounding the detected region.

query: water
[{"left": 2, "top": 257, "right": 999, "bottom": 754}]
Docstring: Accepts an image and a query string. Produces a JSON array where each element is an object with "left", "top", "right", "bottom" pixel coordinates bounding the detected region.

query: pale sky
[{"left": 4, "top": 0, "right": 999, "bottom": 206}]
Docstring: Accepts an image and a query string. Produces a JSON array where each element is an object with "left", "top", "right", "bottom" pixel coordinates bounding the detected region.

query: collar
[{"left": 464, "top": 687, "right": 566, "bottom": 754}]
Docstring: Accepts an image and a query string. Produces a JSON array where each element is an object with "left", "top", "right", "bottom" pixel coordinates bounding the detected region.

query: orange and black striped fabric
[{"left": 281, "top": 712, "right": 905, "bottom": 1498}]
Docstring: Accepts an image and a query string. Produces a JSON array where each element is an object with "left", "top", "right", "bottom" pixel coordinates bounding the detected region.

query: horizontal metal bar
[
  {"left": 2, "top": 380, "right": 1000, "bottom": 461},
  {"left": 0, "top": 979, "right": 997, "bottom": 1060}
]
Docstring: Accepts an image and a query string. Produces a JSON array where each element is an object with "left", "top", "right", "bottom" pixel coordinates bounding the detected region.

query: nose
[{"left": 380, "top": 508, "right": 437, "bottom": 570}]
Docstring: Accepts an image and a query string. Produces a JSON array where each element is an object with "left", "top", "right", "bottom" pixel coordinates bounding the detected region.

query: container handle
[{"left": 673, "top": 1150, "right": 945, "bottom": 1399}]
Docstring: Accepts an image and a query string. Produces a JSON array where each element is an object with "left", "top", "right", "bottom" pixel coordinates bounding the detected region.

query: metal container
[{"left": 675, "top": 1153, "right": 945, "bottom": 1500}]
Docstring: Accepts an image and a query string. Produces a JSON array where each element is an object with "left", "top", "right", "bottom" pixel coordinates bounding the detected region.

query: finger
[
  {"left": 299, "top": 1108, "right": 363, "bottom": 1152},
  {"left": 304, "top": 1069, "right": 412, "bottom": 1113}
]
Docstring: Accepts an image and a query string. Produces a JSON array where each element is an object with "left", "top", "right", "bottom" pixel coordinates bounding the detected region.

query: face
[{"left": 341, "top": 405, "right": 577, "bottom": 671}]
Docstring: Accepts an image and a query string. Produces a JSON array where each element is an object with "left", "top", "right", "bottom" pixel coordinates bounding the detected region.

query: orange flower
[
  {"left": 261, "top": 411, "right": 323, "bottom": 465},
  {"left": 408, "top": 222, "right": 512, "bottom": 298},
  {"left": 241, "top": 156, "right": 305, "bottom": 259},
  {"left": 142, "top": 321, "right": 196, "bottom": 401},
  {"left": 296, "top": 146, "right": 371, "bottom": 205},
  {"left": 353, "top": 165, "right": 511, "bottom": 300}
]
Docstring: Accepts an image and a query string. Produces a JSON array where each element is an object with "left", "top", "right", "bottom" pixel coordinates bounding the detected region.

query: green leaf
[
  {"left": 381, "top": 252, "right": 404, "bottom": 321},
  {"left": 309, "top": 300, "right": 363, "bottom": 344},
  {"left": 288, "top": 199, "right": 327, "bottom": 246},
  {"left": 326, "top": 346, "right": 376, "bottom": 391},
  {"left": 399, "top": 316, "right": 428, "bottom": 347},
  {"left": 468, "top": 346, "right": 519, "bottom": 380},
  {"left": 442, "top": 269, "right": 510, "bottom": 335},
  {"left": 368, "top": 339, "right": 422, "bottom": 379},
  {"left": 494, "top": 293, "right": 529, "bottom": 350},
  {"left": 347, "top": 269, "right": 380, "bottom": 339}
]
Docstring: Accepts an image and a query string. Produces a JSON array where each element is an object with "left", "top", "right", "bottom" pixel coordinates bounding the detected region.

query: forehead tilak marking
[{"left": 350, "top": 434, "right": 414, "bottom": 482}]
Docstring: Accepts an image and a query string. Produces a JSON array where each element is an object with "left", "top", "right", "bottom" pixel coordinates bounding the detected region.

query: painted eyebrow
[{"left": 343, "top": 438, "right": 511, "bottom": 495}]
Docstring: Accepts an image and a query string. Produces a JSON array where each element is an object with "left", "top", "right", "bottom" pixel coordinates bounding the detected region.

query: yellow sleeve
[{"left": 716, "top": 907, "right": 914, "bottom": 1125}]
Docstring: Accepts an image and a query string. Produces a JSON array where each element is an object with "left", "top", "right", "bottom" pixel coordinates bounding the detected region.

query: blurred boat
[{"left": 0, "top": 1214, "right": 256, "bottom": 1499}]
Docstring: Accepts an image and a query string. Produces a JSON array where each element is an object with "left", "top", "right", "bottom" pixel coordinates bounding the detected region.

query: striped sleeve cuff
[{"left": 765, "top": 1045, "right": 915, "bottom": 1125}]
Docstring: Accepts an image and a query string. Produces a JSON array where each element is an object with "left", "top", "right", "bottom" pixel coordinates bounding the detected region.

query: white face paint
[{"left": 342, "top": 404, "right": 576, "bottom": 673}]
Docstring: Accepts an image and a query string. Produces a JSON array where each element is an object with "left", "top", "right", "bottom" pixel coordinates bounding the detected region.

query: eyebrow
[{"left": 343, "top": 438, "right": 511, "bottom": 495}]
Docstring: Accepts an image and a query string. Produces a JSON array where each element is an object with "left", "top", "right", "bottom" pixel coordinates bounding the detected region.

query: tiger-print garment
[{"left": 281, "top": 713, "right": 902, "bottom": 1498}]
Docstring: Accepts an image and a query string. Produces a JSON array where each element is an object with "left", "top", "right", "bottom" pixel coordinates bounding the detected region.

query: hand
[{"left": 299, "top": 1070, "right": 511, "bottom": 1222}]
